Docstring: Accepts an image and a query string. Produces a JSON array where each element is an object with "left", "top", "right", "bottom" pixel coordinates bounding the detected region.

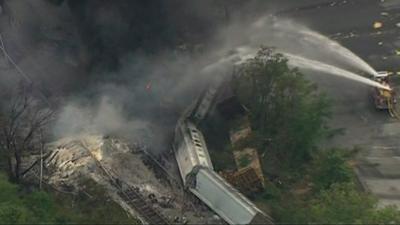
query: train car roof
[
  {"left": 174, "top": 120, "right": 214, "bottom": 183},
  {"left": 189, "top": 168, "right": 273, "bottom": 225}
]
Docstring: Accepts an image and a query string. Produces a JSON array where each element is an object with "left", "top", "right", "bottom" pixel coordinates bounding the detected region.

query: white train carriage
[
  {"left": 187, "top": 167, "right": 274, "bottom": 225},
  {"left": 173, "top": 120, "right": 274, "bottom": 225},
  {"left": 173, "top": 120, "right": 214, "bottom": 185}
]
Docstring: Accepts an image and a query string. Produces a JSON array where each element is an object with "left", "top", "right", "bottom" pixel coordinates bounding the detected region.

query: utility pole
[{"left": 39, "top": 128, "right": 44, "bottom": 190}]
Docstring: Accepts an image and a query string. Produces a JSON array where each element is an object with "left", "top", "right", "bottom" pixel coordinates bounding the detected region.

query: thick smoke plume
[
  {"left": 54, "top": 96, "right": 150, "bottom": 141},
  {"left": 0, "top": 0, "right": 377, "bottom": 154}
]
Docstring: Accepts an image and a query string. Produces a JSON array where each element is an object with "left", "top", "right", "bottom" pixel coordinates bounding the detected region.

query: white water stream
[{"left": 203, "top": 16, "right": 386, "bottom": 90}]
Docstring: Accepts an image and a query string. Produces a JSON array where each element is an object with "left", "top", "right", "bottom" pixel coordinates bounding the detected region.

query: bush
[
  {"left": 0, "top": 173, "right": 140, "bottom": 224},
  {"left": 0, "top": 203, "right": 31, "bottom": 224},
  {"left": 270, "top": 182, "right": 400, "bottom": 224},
  {"left": 308, "top": 183, "right": 376, "bottom": 223},
  {"left": 0, "top": 173, "right": 57, "bottom": 223},
  {"left": 263, "top": 189, "right": 281, "bottom": 202},
  {"left": 311, "top": 148, "right": 353, "bottom": 191}
]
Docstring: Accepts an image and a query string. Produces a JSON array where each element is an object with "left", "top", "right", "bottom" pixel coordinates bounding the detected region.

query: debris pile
[{"left": 22, "top": 135, "right": 224, "bottom": 224}]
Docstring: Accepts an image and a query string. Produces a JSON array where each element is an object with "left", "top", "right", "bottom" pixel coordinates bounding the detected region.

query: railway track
[
  {"left": 23, "top": 140, "right": 172, "bottom": 224},
  {"left": 118, "top": 185, "right": 169, "bottom": 225},
  {"left": 79, "top": 141, "right": 171, "bottom": 225}
]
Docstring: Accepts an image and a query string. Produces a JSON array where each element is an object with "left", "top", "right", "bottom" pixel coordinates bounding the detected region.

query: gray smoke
[
  {"left": 0, "top": 0, "right": 223, "bottom": 154},
  {"left": 0, "top": 0, "right": 377, "bottom": 154},
  {"left": 53, "top": 96, "right": 150, "bottom": 141}
]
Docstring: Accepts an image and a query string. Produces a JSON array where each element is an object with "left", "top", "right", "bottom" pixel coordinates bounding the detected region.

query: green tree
[
  {"left": 0, "top": 87, "right": 53, "bottom": 182},
  {"left": 311, "top": 148, "right": 353, "bottom": 191},
  {"left": 366, "top": 205, "right": 400, "bottom": 224},
  {"left": 233, "top": 48, "right": 331, "bottom": 172},
  {"left": 308, "top": 183, "right": 376, "bottom": 223},
  {"left": 272, "top": 182, "right": 400, "bottom": 224}
]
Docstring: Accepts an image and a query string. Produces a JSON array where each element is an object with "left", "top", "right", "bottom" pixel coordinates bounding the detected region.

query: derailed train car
[
  {"left": 173, "top": 120, "right": 274, "bottom": 225},
  {"left": 173, "top": 120, "right": 214, "bottom": 184}
]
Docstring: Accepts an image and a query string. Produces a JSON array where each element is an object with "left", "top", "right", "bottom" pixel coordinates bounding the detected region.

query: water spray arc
[
  {"left": 283, "top": 53, "right": 390, "bottom": 90},
  {"left": 203, "top": 44, "right": 388, "bottom": 91},
  {"left": 204, "top": 16, "right": 386, "bottom": 92},
  {"left": 298, "top": 29, "right": 378, "bottom": 76},
  {"left": 251, "top": 17, "right": 378, "bottom": 76}
]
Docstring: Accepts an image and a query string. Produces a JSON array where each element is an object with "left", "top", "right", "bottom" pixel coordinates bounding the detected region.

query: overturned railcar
[
  {"left": 174, "top": 120, "right": 214, "bottom": 184},
  {"left": 173, "top": 120, "right": 274, "bottom": 225}
]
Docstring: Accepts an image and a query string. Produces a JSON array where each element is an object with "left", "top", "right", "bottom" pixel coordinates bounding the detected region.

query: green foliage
[
  {"left": 0, "top": 173, "right": 139, "bottom": 224},
  {"left": 235, "top": 49, "right": 400, "bottom": 225},
  {"left": 308, "top": 183, "right": 376, "bottom": 223},
  {"left": 269, "top": 182, "right": 400, "bottom": 224},
  {"left": 0, "top": 203, "right": 31, "bottom": 224},
  {"left": 22, "top": 191, "right": 57, "bottom": 223},
  {"left": 232, "top": 47, "right": 400, "bottom": 224},
  {"left": 0, "top": 173, "right": 19, "bottom": 202},
  {"left": 261, "top": 182, "right": 282, "bottom": 201},
  {"left": 233, "top": 48, "right": 331, "bottom": 172},
  {"left": 0, "top": 173, "right": 65, "bottom": 224},
  {"left": 366, "top": 205, "right": 400, "bottom": 224},
  {"left": 199, "top": 115, "right": 237, "bottom": 171},
  {"left": 0, "top": 173, "right": 53, "bottom": 224},
  {"left": 238, "top": 154, "right": 251, "bottom": 168},
  {"left": 270, "top": 195, "right": 309, "bottom": 223},
  {"left": 0, "top": 173, "right": 30, "bottom": 224},
  {"left": 259, "top": 147, "right": 400, "bottom": 224},
  {"left": 311, "top": 148, "right": 353, "bottom": 191}
]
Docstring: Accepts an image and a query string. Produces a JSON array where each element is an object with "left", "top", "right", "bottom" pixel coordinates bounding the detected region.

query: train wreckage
[
  {"left": 21, "top": 77, "right": 274, "bottom": 224},
  {"left": 173, "top": 78, "right": 274, "bottom": 225}
]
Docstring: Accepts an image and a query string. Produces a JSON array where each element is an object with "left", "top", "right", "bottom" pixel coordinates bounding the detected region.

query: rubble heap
[{"left": 22, "top": 135, "right": 223, "bottom": 224}]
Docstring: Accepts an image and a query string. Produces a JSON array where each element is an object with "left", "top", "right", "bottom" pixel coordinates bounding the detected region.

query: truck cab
[{"left": 370, "top": 71, "right": 395, "bottom": 109}]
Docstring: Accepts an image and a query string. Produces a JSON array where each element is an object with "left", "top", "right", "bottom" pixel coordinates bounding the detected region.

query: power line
[
  {"left": 0, "top": 33, "right": 52, "bottom": 108},
  {"left": 0, "top": 33, "right": 33, "bottom": 83}
]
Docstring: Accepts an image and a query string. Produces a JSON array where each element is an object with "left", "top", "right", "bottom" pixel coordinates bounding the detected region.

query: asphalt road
[{"left": 266, "top": 0, "right": 400, "bottom": 207}]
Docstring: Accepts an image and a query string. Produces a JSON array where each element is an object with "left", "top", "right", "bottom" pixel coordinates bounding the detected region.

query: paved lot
[{"left": 266, "top": 0, "right": 400, "bottom": 207}]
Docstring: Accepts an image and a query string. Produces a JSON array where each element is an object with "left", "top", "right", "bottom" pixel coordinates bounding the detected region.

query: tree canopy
[
  {"left": 311, "top": 148, "right": 354, "bottom": 191},
  {"left": 233, "top": 48, "right": 331, "bottom": 172},
  {"left": 265, "top": 153, "right": 400, "bottom": 224},
  {"left": 233, "top": 48, "right": 400, "bottom": 224},
  {"left": 308, "top": 182, "right": 400, "bottom": 224}
]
